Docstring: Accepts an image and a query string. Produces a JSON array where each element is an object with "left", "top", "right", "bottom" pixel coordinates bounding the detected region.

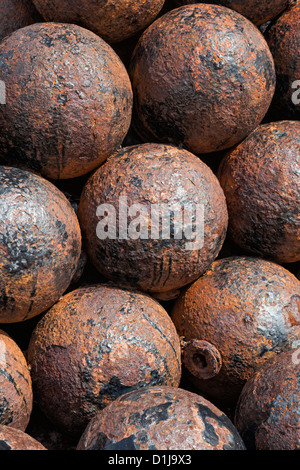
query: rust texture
[
  {"left": 265, "top": 2, "right": 300, "bottom": 121},
  {"left": 27, "top": 284, "right": 182, "bottom": 436},
  {"left": 129, "top": 4, "right": 276, "bottom": 155},
  {"left": 0, "top": 22, "right": 133, "bottom": 179},
  {"left": 171, "top": 256, "right": 300, "bottom": 409},
  {"left": 0, "top": 425, "right": 47, "bottom": 450},
  {"left": 173, "top": 0, "right": 291, "bottom": 26},
  {"left": 32, "top": 0, "right": 166, "bottom": 44},
  {"left": 0, "top": 0, "right": 42, "bottom": 42},
  {"left": 234, "top": 349, "right": 300, "bottom": 450},
  {"left": 182, "top": 339, "right": 222, "bottom": 380},
  {"left": 217, "top": 121, "right": 300, "bottom": 264},
  {"left": 78, "top": 143, "right": 228, "bottom": 299},
  {"left": 0, "top": 330, "right": 32, "bottom": 431},
  {"left": 77, "top": 385, "right": 246, "bottom": 450},
  {"left": 0, "top": 166, "right": 82, "bottom": 323}
]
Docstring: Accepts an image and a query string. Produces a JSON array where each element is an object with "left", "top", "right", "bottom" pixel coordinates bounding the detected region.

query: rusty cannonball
[
  {"left": 0, "top": 0, "right": 42, "bottom": 42},
  {"left": 32, "top": 0, "right": 166, "bottom": 44},
  {"left": 129, "top": 4, "right": 276, "bottom": 155},
  {"left": 0, "top": 22, "right": 133, "bottom": 179},
  {"left": 0, "top": 166, "right": 81, "bottom": 323},
  {"left": 171, "top": 256, "right": 300, "bottom": 409},
  {"left": 0, "top": 330, "right": 32, "bottom": 431},
  {"left": 77, "top": 386, "right": 246, "bottom": 450},
  {"left": 78, "top": 143, "right": 228, "bottom": 300},
  {"left": 234, "top": 349, "right": 300, "bottom": 450},
  {"left": 27, "top": 284, "right": 182, "bottom": 435},
  {"left": 0, "top": 425, "right": 47, "bottom": 450},
  {"left": 265, "top": 2, "right": 300, "bottom": 121},
  {"left": 217, "top": 121, "right": 300, "bottom": 264},
  {"left": 173, "top": 1, "right": 291, "bottom": 27}
]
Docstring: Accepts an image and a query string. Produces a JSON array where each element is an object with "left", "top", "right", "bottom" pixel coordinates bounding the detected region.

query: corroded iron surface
[
  {"left": 235, "top": 349, "right": 300, "bottom": 450},
  {"left": 129, "top": 4, "right": 276, "bottom": 154},
  {"left": 27, "top": 285, "right": 182, "bottom": 435},
  {"left": 0, "top": 425, "right": 47, "bottom": 450},
  {"left": 0, "top": 23, "right": 133, "bottom": 179},
  {"left": 32, "top": 0, "right": 165, "bottom": 44},
  {"left": 78, "top": 143, "right": 228, "bottom": 299},
  {"left": 265, "top": 2, "right": 300, "bottom": 121},
  {"left": 174, "top": 0, "right": 291, "bottom": 26},
  {"left": 217, "top": 121, "right": 300, "bottom": 264},
  {"left": 0, "top": 0, "right": 42, "bottom": 42},
  {"left": 77, "top": 386, "right": 246, "bottom": 450},
  {"left": 0, "top": 330, "right": 32, "bottom": 431},
  {"left": 171, "top": 256, "right": 300, "bottom": 408},
  {"left": 0, "top": 166, "right": 82, "bottom": 323}
]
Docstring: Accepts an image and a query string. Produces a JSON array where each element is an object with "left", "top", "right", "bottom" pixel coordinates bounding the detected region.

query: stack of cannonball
[{"left": 0, "top": 0, "right": 298, "bottom": 451}]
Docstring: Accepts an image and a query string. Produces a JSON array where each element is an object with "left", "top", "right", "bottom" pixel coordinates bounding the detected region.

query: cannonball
[
  {"left": 235, "top": 349, "right": 300, "bottom": 450},
  {"left": 0, "top": 330, "right": 32, "bottom": 431},
  {"left": 77, "top": 386, "right": 246, "bottom": 450},
  {"left": 0, "top": 425, "right": 47, "bottom": 450},
  {"left": 171, "top": 256, "right": 300, "bottom": 408},
  {"left": 78, "top": 143, "right": 228, "bottom": 299},
  {"left": 27, "top": 284, "right": 182, "bottom": 435},
  {"left": 173, "top": 1, "right": 291, "bottom": 27},
  {"left": 0, "top": 22, "right": 133, "bottom": 179},
  {"left": 32, "top": 0, "right": 166, "bottom": 44},
  {"left": 0, "top": 166, "right": 81, "bottom": 323},
  {"left": 217, "top": 121, "right": 300, "bottom": 264},
  {"left": 129, "top": 4, "right": 276, "bottom": 155},
  {"left": 265, "top": 2, "right": 300, "bottom": 121},
  {"left": 0, "top": 0, "right": 42, "bottom": 42}
]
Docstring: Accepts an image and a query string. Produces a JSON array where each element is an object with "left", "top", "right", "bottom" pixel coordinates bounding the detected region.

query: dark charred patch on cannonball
[
  {"left": 95, "top": 373, "right": 165, "bottom": 409},
  {"left": 133, "top": 98, "right": 187, "bottom": 147},
  {"left": 237, "top": 421, "right": 258, "bottom": 450},
  {"left": 0, "top": 426, "right": 47, "bottom": 450},
  {"left": 103, "top": 434, "right": 140, "bottom": 451},
  {"left": 128, "top": 402, "right": 173, "bottom": 429},
  {"left": 83, "top": 432, "right": 143, "bottom": 450},
  {"left": 80, "top": 431, "right": 110, "bottom": 451},
  {"left": 195, "top": 402, "right": 245, "bottom": 450},
  {"left": 0, "top": 288, "right": 15, "bottom": 311},
  {"left": 129, "top": 4, "right": 276, "bottom": 155},
  {"left": 0, "top": 0, "right": 42, "bottom": 42},
  {"left": 1, "top": 229, "right": 53, "bottom": 275},
  {"left": 0, "top": 397, "right": 13, "bottom": 426}
]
